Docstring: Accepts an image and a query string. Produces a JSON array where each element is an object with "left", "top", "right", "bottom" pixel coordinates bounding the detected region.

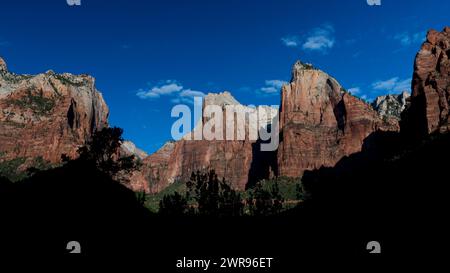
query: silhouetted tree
[
  {"left": 246, "top": 181, "right": 284, "bottom": 216},
  {"left": 77, "top": 127, "right": 136, "bottom": 177},
  {"left": 247, "top": 183, "right": 273, "bottom": 216},
  {"left": 271, "top": 181, "right": 284, "bottom": 214},
  {"left": 295, "top": 181, "right": 311, "bottom": 203},
  {"left": 218, "top": 178, "right": 244, "bottom": 217},
  {"left": 159, "top": 192, "right": 188, "bottom": 216},
  {"left": 183, "top": 170, "right": 244, "bottom": 216},
  {"left": 136, "top": 190, "right": 147, "bottom": 206}
]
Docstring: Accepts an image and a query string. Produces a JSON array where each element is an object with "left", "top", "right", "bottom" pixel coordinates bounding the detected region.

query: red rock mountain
[
  {"left": 0, "top": 54, "right": 401, "bottom": 192},
  {"left": 277, "top": 61, "right": 399, "bottom": 178},
  {"left": 0, "top": 57, "right": 109, "bottom": 170},
  {"left": 402, "top": 27, "right": 450, "bottom": 138},
  {"left": 127, "top": 92, "right": 279, "bottom": 193},
  {"left": 128, "top": 63, "right": 400, "bottom": 193},
  {"left": 5, "top": 24, "right": 446, "bottom": 194}
]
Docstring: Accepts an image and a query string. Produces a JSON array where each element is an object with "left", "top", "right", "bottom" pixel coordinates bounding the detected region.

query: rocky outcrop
[
  {"left": 129, "top": 92, "right": 278, "bottom": 193},
  {"left": 372, "top": 91, "right": 410, "bottom": 120},
  {"left": 132, "top": 62, "right": 401, "bottom": 193},
  {"left": 121, "top": 141, "right": 148, "bottom": 160},
  {"left": 277, "top": 61, "right": 399, "bottom": 178},
  {"left": 0, "top": 56, "right": 109, "bottom": 168},
  {"left": 126, "top": 141, "right": 177, "bottom": 193},
  {"left": 402, "top": 27, "right": 450, "bottom": 137},
  {"left": 1, "top": 52, "right": 427, "bottom": 194}
]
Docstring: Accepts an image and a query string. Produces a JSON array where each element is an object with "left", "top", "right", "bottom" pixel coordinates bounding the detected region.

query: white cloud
[
  {"left": 260, "top": 86, "right": 278, "bottom": 94},
  {"left": 265, "top": 80, "right": 286, "bottom": 89},
  {"left": 180, "top": 89, "right": 206, "bottom": 98},
  {"left": 371, "top": 77, "right": 411, "bottom": 92},
  {"left": 394, "top": 31, "right": 425, "bottom": 46},
  {"left": 136, "top": 89, "right": 159, "bottom": 99},
  {"left": 281, "top": 36, "right": 300, "bottom": 47},
  {"left": 281, "top": 24, "right": 335, "bottom": 52},
  {"left": 137, "top": 81, "right": 206, "bottom": 103},
  {"left": 259, "top": 79, "right": 288, "bottom": 95},
  {"left": 348, "top": 87, "right": 361, "bottom": 95},
  {"left": 302, "top": 24, "right": 335, "bottom": 52},
  {"left": 137, "top": 81, "right": 183, "bottom": 99}
]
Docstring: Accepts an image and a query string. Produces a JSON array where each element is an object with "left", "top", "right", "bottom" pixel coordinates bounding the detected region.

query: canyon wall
[
  {"left": 0, "top": 57, "right": 109, "bottom": 171},
  {"left": 402, "top": 27, "right": 450, "bottom": 138},
  {"left": 7, "top": 23, "right": 447, "bottom": 195},
  {"left": 277, "top": 61, "right": 399, "bottom": 178}
]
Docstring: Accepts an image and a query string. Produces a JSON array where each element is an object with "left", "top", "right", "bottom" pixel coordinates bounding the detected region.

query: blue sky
[{"left": 1, "top": 0, "right": 449, "bottom": 153}]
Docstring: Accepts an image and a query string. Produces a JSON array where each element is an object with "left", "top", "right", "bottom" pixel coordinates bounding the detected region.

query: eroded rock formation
[
  {"left": 134, "top": 61, "right": 402, "bottom": 192},
  {"left": 372, "top": 91, "right": 410, "bottom": 120},
  {"left": 4, "top": 24, "right": 447, "bottom": 194},
  {"left": 277, "top": 61, "right": 399, "bottom": 178},
  {"left": 129, "top": 92, "right": 278, "bottom": 193},
  {"left": 0, "top": 56, "right": 109, "bottom": 170},
  {"left": 402, "top": 27, "right": 450, "bottom": 137},
  {"left": 121, "top": 141, "right": 148, "bottom": 160}
]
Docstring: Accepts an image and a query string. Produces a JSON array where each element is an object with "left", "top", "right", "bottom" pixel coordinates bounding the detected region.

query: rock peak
[
  {"left": 121, "top": 141, "right": 148, "bottom": 160},
  {"left": 293, "top": 60, "right": 315, "bottom": 70},
  {"left": 0, "top": 57, "right": 109, "bottom": 164},
  {"left": 372, "top": 92, "right": 410, "bottom": 120},
  {"left": 403, "top": 27, "right": 450, "bottom": 136},
  {"left": 204, "top": 91, "right": 240, "bottom": 106},
  {"left": 0, "top": 57, "right": 7, "bottom": 72},
  {"left": 291, "top": 60, "right": 319, "bottom": 81}
]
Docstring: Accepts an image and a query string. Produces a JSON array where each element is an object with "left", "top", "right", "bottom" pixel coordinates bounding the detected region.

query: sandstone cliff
[
  {"left": 277, "top": 61, "right": 399, "bottom": 178},
  {"left": 128, "top": 92, "right": 279, "bottom": 193},
  {"left": 402, "top": 27, "right": 450, "bottom": 138},
  {"left": 0, "top": 56, "right": 109, "bottom": 173},
  {"left": 131, "top": 62, "right": 402, "bottom": 193},
  {"left": 4, "top": 25, "right": 447, "bottom": 194}
]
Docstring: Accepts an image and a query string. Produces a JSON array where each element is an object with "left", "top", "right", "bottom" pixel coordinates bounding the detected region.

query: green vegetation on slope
[
  {"left": 0, "top": 156, "right": 54, "bottom": 182},
  {"left": 8, "top": 88, "right": 55, "bottom": 115},
  {"left": 0, "top": 157, "right": 27, "bottom": 182},
  {"left": 144, "top": 181, "right": 187, "bottom": 213},
  {"left": 143, "top": 175, "right": 307, "bottom": 215}
]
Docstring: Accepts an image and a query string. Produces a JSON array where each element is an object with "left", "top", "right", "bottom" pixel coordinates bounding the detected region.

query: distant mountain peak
[
  {"left": 204, "top": 91, "right": 240, "bottom": 107},
  {"left": 372, "top": 91, "right": 410, "bottom": 120},
  {"left": 121, "top": 141, "right": 148, "bottom": 160}
]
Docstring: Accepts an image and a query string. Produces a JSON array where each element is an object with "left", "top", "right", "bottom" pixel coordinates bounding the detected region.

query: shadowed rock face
[
  {"left": 0, "top": 57, "right": 109, "bottom": 167},
  {"left": 403, "top": 27, "right": 450, "bottom": 137},
  {"left": 277, "top": 61, "right": 399, "bottom": 178}
]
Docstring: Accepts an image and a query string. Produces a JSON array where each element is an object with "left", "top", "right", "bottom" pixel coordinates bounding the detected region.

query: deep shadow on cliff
[
  {"left": 286, "top": 130, "right": 449, "bottom": 257},
  {"left": 1, "top": 130, "right": 447, "bottom": 262},
  {"left": 247, "top": 123, "right": 278, "bottom": 189}
]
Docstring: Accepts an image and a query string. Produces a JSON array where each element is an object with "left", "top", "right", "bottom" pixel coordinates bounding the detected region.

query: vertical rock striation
[
  {"left": 402, "top": 27, "right": 450, "bottom": 138},
  {"left": 0, "top": 56, "right": 109, "bottom": 167},
  {"left": 277, "top": 61, "right": 399, "bottom": 178}
]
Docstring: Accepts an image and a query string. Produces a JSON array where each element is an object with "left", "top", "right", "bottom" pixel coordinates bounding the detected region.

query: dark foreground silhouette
[{"left": 0, "top": 128, "right": 448, "bottom": 267}]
